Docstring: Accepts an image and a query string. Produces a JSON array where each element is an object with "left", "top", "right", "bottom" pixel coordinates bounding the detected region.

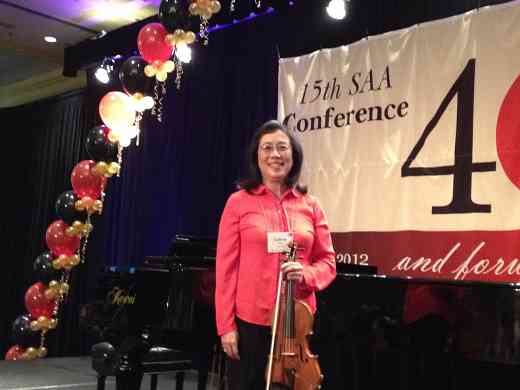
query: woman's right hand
[{"left": 221, "top": 330, "right": 240, "bottom": 360}]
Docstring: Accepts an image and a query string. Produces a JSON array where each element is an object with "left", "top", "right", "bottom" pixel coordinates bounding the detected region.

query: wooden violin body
[
  {"left": 266, "top": 243, "right": 323, "bottom": 390},
  {"left": 269, "top": 298, "right": 322, "bottom": 390}
]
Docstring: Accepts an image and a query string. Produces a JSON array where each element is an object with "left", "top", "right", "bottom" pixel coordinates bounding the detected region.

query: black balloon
[
  {"left": 85, "top": 125, "right": 118, "bottom": 162},
  {"left": 33, "top": 251, "right": 59, "bottom": 284},
  {"left": 12, "top": 314, "right": 39, "bottom": 348},
  {"left": 55, "top": 190, "right": 86, "bottom": 225},
  {"left": 159, "top": 0, "right": 192, "bottom": 32},
  {"left": 118, "top": 56, "right": 154, "bottom": 98}
]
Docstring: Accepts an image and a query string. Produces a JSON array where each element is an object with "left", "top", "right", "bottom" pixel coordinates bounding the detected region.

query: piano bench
[
  {"left": 93, "top": 345, "right": 193, "bottom": 390},
  {"left": 141, "top": 346, "right": 193, "bottom": 390}
]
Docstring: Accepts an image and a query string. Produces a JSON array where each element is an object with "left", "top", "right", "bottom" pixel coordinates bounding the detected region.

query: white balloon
[
  {"left": 142, "top": 96, "right": 155, "bottom": 109},
  {"left": 119, "top": 135, "right": 132, "bottom": 147}
]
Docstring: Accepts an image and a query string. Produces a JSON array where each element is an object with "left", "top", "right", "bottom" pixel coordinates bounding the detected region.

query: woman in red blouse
[{"left": 215, "top": 120, "right": 336, "bottom": 389}]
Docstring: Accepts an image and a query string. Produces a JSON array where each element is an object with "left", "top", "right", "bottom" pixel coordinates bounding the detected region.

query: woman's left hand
[{"left": 281, "top": 261, "right": 304, "bottom": 283}]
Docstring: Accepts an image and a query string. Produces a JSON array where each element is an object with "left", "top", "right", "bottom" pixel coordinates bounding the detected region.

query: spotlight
[
  {"left": 175, "top": 44, "right": 192, "bottom": 64},
  {"left": 94, "top": 57, "right": 117, "bottom": 84},
  {"left": 326, "top": 0, "right": 348, "bottom": 20}
]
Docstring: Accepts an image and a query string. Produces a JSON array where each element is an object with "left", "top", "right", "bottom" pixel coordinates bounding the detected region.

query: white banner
[{"left": 278, "top": 2, "right": 520, "bottom": 282}]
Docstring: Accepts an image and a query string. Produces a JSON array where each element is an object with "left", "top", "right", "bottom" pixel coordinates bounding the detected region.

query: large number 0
[{"left": 401, "top": 59, "right": 496, "bottom": 214}]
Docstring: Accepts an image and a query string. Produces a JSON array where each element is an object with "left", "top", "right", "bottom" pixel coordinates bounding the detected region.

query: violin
[{"left": 265, "top": 243, "right": 323, "bottom": 390}]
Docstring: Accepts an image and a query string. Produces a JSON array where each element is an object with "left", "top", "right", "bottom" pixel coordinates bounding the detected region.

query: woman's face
[{"left": 257, "top": 130, "right": 293, "bottom": 184}]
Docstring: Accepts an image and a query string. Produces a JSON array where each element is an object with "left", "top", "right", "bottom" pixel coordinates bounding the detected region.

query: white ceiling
[{"left": 0, "top": 0, "right": 161, "bottom": 88}]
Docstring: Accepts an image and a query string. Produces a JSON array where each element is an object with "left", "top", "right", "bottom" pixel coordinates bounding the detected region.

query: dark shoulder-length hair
[{"left": 238, "top": 119, "right": 308, "bottom": 195}]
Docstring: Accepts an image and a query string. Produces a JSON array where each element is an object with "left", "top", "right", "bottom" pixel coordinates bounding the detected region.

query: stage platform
[{"left": 0, "top": 357, "right": 200, "bottom": 390}]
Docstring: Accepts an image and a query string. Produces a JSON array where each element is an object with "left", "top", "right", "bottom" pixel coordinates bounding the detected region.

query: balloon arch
[{"left": 5, "top": 0, "right": 233, "bottom": 361}]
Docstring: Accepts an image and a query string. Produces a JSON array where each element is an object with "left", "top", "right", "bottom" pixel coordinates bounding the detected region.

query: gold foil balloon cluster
[
  {"left": 131, "top": 93, "right": 155, "bottom": 113},
  {"left": 15, "top": 346, "right": 49, "bottom": 361},
  {"left": 30, "top": 315, "right": 58, "bottom": 332},
  {"left": 52, "top": 254, "right": 81, "bottom": 271},
  {"left": 189, "top": 0, "right": 221, "bottom": 45},
  {"left": 43, "top": 281, "right": 70, "bottom": 301},
  {"left": 92, "top": 161, "right": 121, "bottom": 179},
  {"left": 144, "top": 60, "right": 176, "bottom": 82},
  {"left": 65, "top": 221, "right": 94, "bottom": 238},
  {"left": 189, "top": 0, "right": 221, "bottom": 19},
  {"left": 165, "top": 29, "right": 196, "bottom": 46}
]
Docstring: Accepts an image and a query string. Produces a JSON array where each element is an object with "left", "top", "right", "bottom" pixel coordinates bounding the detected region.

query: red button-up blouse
[{"left": 215, "top": 185, "right": 336, "bottom": 336}]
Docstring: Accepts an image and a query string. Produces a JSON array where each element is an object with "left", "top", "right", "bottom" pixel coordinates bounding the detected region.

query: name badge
[{"left": 267, "top": 232, "right": 293, "bottom": 253}]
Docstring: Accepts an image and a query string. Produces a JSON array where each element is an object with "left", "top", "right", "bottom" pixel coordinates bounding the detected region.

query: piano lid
[{"left": 144, "top": 234, "right": 216, "bottom": 269}]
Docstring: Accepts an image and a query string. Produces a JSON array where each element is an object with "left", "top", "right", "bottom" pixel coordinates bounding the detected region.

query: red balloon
[
  {"left": 45, "top": 220, "right": 80, "bottom": 257},
  {"left": 137, "top": 23, "right": 172, "bottom": 66},
  {"left": 5, "top": 345, "right": 25, "bottom": 360},
  {"left": 71, "top": 160, "right": 106, "bottom": 199},
  {"left": 25, "top": 282, "right": 56, "bottom": 320}
]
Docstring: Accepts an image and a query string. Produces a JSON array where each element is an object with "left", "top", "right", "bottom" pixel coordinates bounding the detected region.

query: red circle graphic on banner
[{"left": 497, "top": 74, "right": 520, "bottom": 190}]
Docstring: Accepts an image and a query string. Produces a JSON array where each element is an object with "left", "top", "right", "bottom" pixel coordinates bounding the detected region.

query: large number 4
[{"left": 401, "top": 59, "right": 496, "bottom": 214}]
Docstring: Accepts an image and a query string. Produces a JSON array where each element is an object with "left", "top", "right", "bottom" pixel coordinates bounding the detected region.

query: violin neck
[{"left": 284, "top": 279, "right": 295, "bottom": 338}]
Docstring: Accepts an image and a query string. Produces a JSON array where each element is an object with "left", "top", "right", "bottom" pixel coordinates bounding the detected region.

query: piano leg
[
  {"left": 176, "top": 371, "right": 185, "bottom": 390},
  {"left": 115, "top": 370, "right": 144, "bottom": 390},
  {"left": 96, "top": 376, "right": 106, "bottom": 390}
]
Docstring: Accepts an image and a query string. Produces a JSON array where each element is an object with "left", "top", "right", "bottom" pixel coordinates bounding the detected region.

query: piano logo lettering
[{"left": 107, "top": 287, "right": 136, "bottom": 305}]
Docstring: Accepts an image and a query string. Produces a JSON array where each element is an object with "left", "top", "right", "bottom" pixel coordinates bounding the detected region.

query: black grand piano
[
  {"left": 83, "top": 235, "right": 520, "bottom": 390},
  {"left": 84, "top": 235, "right": 220, "bottom": 390}
]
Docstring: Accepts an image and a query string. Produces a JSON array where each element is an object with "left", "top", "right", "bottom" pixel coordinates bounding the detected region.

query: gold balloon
[
  {"left": 94, "top": 162, "right": 108, "bottom": 176},
  {"left": 161, "top": 60, "right": 175, "bottom": 73},
  {"left": 185, "top": 31, "right": 196, "bottom": 45},
  {"left": 165, "top": 33, "right": 177, "bottom": 46},
  {"left": 49, "top": 318, "right": 58, "bottom": 329},
  {"left": 70, "top": 255, "right": 81, "bottom": 266},
  {"left": 156, "top": 71, "right": 168, "bottom": 82},
  {"left": 60, "top": 282, "right": 70, "bottom": 295},
  {"left": 44, "top": 288, "right": 58, "bottom": 300},
  {"left": 37, "top": 316, "right": 50, "bottom": 329},
  {"left": 49, "top": 280, "right": 58, "bottom": 288},
  {"left": 30, "top": 320, "right": 39, "bottom": 331},
  {"left": 201, "top": 8, "right": 212, "bottom": 19},
  {"left": 82, "top": 223, "right": 94, "bottom": 234},
  {"left": 24, "top": 347, "right": 38, "bottom": 360},
  {"left": 82, "top": 197, "right": 95, "bottom": 210},
  {"left": 108, "top": 162, "right": 121, "bottom": 175},
  {"left": 209, "top": 0, "right": 221, "bottom": 13},
  {"left": 65, "top": 226, "right": 76, "bottom": 237},
  {"left": 199, "top": 0, "right": 211, "bottom": 8},
  {"left": 94, "top": 199, "right": 103, "bottom": 208},
  {"left": 108, "top": 131, "right": 119, "bottom": 143},
  {"left": 189, "top": 2, "right": 199, "bottom": 15},
  {"left": 52, "top": 259, "right": 62, "bottom": 270},
  {"left": 38, "top": 347, "right": 48, "bottom": 358},
  {"left": 75, "top": 199, "right": 84, "bottom": 211},
  {"left": 144, "top": 64, "right": 156, "bottom": 78},
  {"left": 132, "top": 92, "right": 144, "bottom": 101}
]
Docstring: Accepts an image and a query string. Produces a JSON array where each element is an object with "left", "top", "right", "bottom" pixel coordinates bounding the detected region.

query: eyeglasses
[{"left": 259, "top": 142, "right": 291, "bottom": 154}]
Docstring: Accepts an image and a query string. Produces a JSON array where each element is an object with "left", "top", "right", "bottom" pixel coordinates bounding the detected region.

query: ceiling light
[
  {"left": 91, "top": 1, "right": 141, "bottom": 22},
  {"left": 95, "top": 57, "right": 117, "bottom": 84},
  {"left": 95, "top": 67, "right": 110, "bottom": 84},
  {"left": 175, "top": 44, "right": 192, "bottom": 64},
  {"left": 326, "top": 0, "right": 348, "bottom": 20},
  {"left": 44, "top": 36, "right": 57, "bottom": 43}
]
